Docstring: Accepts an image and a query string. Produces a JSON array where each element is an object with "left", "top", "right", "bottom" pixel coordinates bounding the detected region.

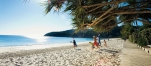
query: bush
[
  {"left": 137, "top": 37, "right": 147, "bottom": 46},
  {"left": 136, "top": 28, "right": 151, "bottom": 46},
  {"left": 129, "top": 35, "right": 133, "bottom": 42},
  {"left": 132, "top": 32, "right": 138, "bottom": 43}
]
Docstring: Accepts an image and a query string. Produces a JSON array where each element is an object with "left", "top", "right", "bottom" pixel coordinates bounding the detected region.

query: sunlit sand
[{"left": 0, "top": 38, "right": 123, "bottom": 66}]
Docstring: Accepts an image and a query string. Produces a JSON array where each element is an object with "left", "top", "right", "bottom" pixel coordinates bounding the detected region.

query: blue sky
[{"left": 0, "top": 0, "right": 72, "bottom": 38}]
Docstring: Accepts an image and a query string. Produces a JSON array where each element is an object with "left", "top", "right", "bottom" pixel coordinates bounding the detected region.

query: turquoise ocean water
[{"left": 0, "top": 35, "right": 93, "bottom": 47}]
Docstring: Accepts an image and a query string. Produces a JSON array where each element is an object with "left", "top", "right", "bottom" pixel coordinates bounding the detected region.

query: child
[
  {"left": 89, "top": 42, "right": 95, "bottom": 50},
  {"left": 104, "top": 40, "right": 107, "bottom": 47}
]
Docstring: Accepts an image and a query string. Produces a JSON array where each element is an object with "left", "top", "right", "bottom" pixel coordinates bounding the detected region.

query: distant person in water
[
  {"left": 97, "top": 34, "right": 101, "bottom": 46},
  {"left": 93, "top": 36, "right": 99, "bottom": 48},
  {"left": 104, "top": 40, "right": 107, "bottom": 47},
  {"left": 72, "top": 38, "right": 77, "bottom": 49}
]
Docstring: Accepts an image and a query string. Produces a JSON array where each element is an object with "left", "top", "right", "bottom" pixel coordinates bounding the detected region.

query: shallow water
[{"left": 0, "top": 35, "right": 93, "bottom": 47}]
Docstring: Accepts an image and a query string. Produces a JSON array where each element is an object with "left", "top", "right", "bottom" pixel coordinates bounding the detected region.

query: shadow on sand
[
  {"left": 76, "top": 48, "right": 81, "bottom": 50},
  {"left": 100, "top": 49, "right": 119, "bottom": 53}
]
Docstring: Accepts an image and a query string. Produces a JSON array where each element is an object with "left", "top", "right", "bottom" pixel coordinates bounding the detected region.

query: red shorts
[{"left": 94, "top": 42, "right": 99, "bottom": 47}]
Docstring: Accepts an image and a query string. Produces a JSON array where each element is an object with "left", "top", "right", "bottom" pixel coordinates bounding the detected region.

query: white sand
[{"left": 0, "top": 38, "right": 124, "bottom": 66}]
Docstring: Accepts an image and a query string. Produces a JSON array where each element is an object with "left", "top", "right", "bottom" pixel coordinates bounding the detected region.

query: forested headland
[{"left": 44, "top": 26, "right": 121, "bottom": 38}]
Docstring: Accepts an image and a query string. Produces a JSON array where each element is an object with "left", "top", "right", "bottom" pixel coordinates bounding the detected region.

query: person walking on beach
[
  {"left": 104, "top": 40, "right": 107, "bottom": 47},
  {"left": 72, "top": 38, "right": 77, "bottom": 49},
  {"left": 98, "top": 34, "right": 101, "bottom": 46},
  {"left": 93, "top": 36, "right": 99, "bottom": 48}
]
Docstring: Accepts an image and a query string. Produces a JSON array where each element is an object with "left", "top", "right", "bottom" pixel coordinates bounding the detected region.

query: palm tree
[{"left": 42, "top": 0, "right": 151, "bottom": 32}]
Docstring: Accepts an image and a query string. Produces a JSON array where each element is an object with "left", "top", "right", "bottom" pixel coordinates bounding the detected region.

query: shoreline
[
  {"left": 0, "top": 43, "right": 88, "bottom": 59},
  {"left": 0, "top": 41, "right": 91, "bottom": 53}
]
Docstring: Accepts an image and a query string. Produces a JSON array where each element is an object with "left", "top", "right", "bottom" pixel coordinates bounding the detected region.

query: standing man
[
  {"left": 98, "top": 34, "right": 101, "bottom": 46},
  {"left": 72, "top": 38, "right": 77, "bottom": 49}
]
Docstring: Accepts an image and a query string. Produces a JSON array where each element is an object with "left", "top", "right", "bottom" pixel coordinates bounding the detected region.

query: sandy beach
[{"left": 0, "top": 38, "right": 124, "bottom": 66}]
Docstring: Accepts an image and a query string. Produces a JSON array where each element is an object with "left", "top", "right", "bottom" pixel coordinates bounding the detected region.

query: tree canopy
[{"left": 42, "top": 0, "right": 151, "bottom": 32}]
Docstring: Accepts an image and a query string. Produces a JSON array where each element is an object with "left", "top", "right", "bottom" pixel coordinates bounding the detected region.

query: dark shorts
[{"left": 74, "top": 45, "right": 77, "bottom": 47}]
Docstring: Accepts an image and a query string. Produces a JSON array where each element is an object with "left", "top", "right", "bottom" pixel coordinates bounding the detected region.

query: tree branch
[
  {"left": 88, "top": 13, "right": 115, "bottom": 27},
  {"left": 92, "top": 3, "right": 119, "bottom": 26},
  {"left": 114, "top": 11, "right": 151, "bottom": 14}
]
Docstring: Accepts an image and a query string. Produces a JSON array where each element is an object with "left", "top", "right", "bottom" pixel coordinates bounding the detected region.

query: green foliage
[
  {"left": 120, "top": 24, "right": 135, "bottom": 39},
  {"left": 121, "top": 23, "right": 151, "bottom": 46},
  {"left": 129, "top": 27, "right": 151, "bottom": 46},
  {"left": 131, "top": 32, "right": 137, "bottom": 43},
  {"left": 129, "top": 35, "right": 132, "bottom": 42},
  {"left": 139, "top": 28, "right": 151, "bottom": 45},
  {"left": 42, "top": 0, "right": 151, "bottom": 33},
  {"left": 137, "top": 37, "right": 147, "bottom": 46}
]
